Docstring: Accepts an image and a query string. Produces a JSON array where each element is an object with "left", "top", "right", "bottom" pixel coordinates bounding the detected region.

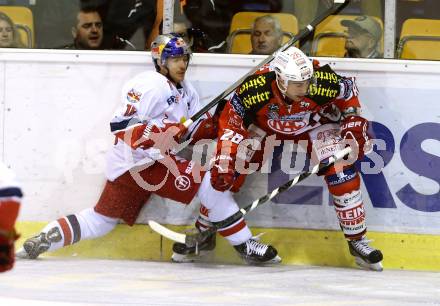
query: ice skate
[
  {"left": 16, "top": 228, "right": 61, "bottom": 259},
  {"left": 348, "top": 237, "right": 383, "bottom": 271},
  {"left": 234, "top": 235, "right": 281, "bottom": 265},
  {"left": 171, "top": 228, "right": 216, "bottom": 263}
]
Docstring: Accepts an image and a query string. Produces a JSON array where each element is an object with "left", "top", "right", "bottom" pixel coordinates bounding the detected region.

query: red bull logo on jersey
[{"left": 126, "top": 89, "right": 142, "bottom": 103}]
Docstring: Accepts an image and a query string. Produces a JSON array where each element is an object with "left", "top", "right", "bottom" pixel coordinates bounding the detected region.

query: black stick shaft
[
  {"left": 208, "top": 147, "right": 352, "bottom": 232},
  {"left": 239, "top": 147, "right": 352, "bottom": 216}
]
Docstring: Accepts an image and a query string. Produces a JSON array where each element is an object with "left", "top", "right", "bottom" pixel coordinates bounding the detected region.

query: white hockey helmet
[{"left": 270, "top": 46, "right": 314, "bottom": 94}]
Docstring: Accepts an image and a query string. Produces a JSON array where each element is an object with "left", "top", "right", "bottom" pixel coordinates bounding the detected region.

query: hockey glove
[
  {"left": 210, "top": 155, "right": 235, "bottom": 192},
  {"left": 0, "top": 229, "right": 18, "bottom": 272},
  {"left": 340, "top": 116, "right": 372, "bottom": 160},
  {"left": 191, "top": 113, "right": 219, "bottom": 143},
  {"left": 162, "top": 122, "right": 187, "bottom": 143}
]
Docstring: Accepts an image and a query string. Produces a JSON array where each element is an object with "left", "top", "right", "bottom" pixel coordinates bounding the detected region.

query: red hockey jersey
[{"left": 216, "top": 61, "right": 361, "bottom": 160}]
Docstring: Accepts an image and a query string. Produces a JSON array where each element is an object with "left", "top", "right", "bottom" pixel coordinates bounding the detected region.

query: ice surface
[{"left": 0, "top": 259, "right": 439, "bottom": 306}]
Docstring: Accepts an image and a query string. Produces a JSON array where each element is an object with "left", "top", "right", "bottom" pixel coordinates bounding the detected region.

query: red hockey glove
[
  {"left": 162, "top": 122, "right": 187, "bottom": 142},
  {"left": 191, "top": 114, "right": 219, "bottom": 142},
  {"left": 210, "top": 155, "right": 235, "bottom": 192},
  {"left": 340, "top": 116, "right": 372, "bottom": 160},
  {"left": 0, "top": 229, "right": 19, "bottom": 272}
]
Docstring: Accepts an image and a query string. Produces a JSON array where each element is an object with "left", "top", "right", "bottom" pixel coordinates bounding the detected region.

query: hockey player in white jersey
[
  {"left": 17, "top": 33, "right": 281, "bottom": 265},
  {"left": 0, "top": 162, "right": 22, "bottom": 272}
]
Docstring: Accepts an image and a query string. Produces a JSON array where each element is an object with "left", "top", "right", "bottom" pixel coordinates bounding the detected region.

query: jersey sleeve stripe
[
  {"left": 110, "top": 119, "right": 143, "bottom": 134},
  {"left": 0, "top": 187, "right": 23, "bottom": 199}
]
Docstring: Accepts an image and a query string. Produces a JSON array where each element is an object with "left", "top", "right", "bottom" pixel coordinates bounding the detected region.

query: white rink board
[{"left": 1, "top": 50, "right": 439, "bottom": 234}]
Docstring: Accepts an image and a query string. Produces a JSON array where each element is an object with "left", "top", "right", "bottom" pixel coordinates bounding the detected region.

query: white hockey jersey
[{"left": 107, "top": 70, "right": 201, "bottom": 181}]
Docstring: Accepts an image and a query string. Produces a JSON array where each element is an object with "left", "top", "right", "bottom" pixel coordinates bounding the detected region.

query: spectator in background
[
  {"left": 172, "top": 21, "right": 210, "bottom": 53},
  {"left": 182, "top": 0, "right": 282, "bottom": 53},
  {"left": 157, "top": 20, "right": 209, "bottom": 53},
  {"left": 62, "top": 9, "right": 104, "bottom": 50},
  {"left": 0, "top": 11, "right": 25, "bottom": 48},
  {"left": 31, "top": 0, "right": 79, "bottom": 49},
  {"left": 341, "top": 15, "right": 383, "bottom": 58},
  {"left": 81, "top": 0, "right": 156, "bottom": 50},
  {"left": 173, "top": 21, "right": 192, "bottom": 47},
  {"left": 250, "top": 15, "right": 283, "bottom": 55},
  {"left": 288, "top": 0, "right": 383, "bottom": 54}
]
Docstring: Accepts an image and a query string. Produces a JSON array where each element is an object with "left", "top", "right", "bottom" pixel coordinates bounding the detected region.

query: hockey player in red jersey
[
  {"left": 178, "top": 46, "right": 383, "bottom": 271},
  {"left": 0, "top": 162, "right": 22, "bottom": 272},
  {"left": 16, "top": 33, "right": 281, "bottom": 265}
]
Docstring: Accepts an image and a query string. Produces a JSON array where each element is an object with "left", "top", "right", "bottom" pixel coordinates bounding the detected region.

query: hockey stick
[
  {"left": 148, "top": 146, "right": 352, "bottom": 245},
  {"left": 182, "top": 0, "right": 350, "bottom": 129}
]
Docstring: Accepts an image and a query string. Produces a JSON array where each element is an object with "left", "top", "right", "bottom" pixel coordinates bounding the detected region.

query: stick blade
[{"left": 148, "top": 220, "right": 186, "bottom": 244}]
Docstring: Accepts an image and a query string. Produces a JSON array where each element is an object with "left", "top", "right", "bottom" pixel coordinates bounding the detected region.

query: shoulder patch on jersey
[
  {"left": 267, "top": 103, "right": 280, "bottom": 119},
  {"left": 339, "top": 77, "right": 358, "bottom": 100},
  {"left": 307, "top": 64, "right": 341, "bottom": 105},
  {"left": 236, "top": 72, "right": 275, "bottom": 109},
  {"left": 127, "top": 88, "right": 142, "bottom": 103}
]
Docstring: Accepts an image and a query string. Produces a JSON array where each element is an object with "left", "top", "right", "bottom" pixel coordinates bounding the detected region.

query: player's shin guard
[
  {"left": 172, "top": 205, "right": 216, "bottom": 263},
  {"left": 16, "top": 208, "right": 118, "bottom": 259},
  {"left": 332, "top": 189, "right": 367, "bottom": 239},
  {"left": 326, "top": 167, "right": 383, "bottom": 271}
]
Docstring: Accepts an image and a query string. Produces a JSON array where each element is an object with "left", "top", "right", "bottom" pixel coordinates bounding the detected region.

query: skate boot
[
  {"left": 171, "top": 228, "right": 216, "bottom": 263},
  {"left": 348, "top": 236, "right": 383, "bottom": 271},
  {"left": 16, "top": 228, "right": 61, "bottom": 259},
  {"left": 234, "top": 235, "right": 281, "bottom": 265}
]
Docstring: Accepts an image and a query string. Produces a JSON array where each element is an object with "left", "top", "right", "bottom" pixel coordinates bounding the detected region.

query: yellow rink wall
[{"left": 16, "top": 222, "right": 440, "bottom": 271}]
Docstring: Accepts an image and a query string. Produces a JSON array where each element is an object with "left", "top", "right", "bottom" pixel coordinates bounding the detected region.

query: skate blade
[
  {"left": 269, "top": 255, "right": 282, "bottom": 264},
  {"left": 171, "top": 250, "right": 213, "bottom": 263},
  {"left": 244, "top": 255, "right": 282, "bottom": 265},
  {"left": 354, "top": 256, "right": 383, "bottom": 271},
  {"left": 15, "top": 247, "right": 32, "bottom": 259}
]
